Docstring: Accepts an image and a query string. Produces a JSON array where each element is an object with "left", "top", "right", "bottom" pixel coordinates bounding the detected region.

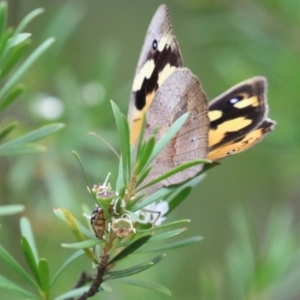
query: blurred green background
[{"left": 1, "top": 0, "right": 300, "bottom": 299}]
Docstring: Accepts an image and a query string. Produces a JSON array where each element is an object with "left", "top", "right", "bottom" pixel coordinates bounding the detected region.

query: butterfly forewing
[
  {"left": 141, "top": 68, "right": 209, "bottom": 195},
  {"left": 128, "top": 5, "right": 183, "bottom": 145}
]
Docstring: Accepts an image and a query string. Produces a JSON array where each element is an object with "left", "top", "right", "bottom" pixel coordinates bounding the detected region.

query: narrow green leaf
[
  {"left": 0, "top": 244, "right": 37, "bottom": 287},
  {"left": 135, "top": 136, "right": 156, "bottom": 175},
  {"left": 143, "top": 236, "right": 203, "bottom": 252},
  {"left": 1, "top": 41, "right": 30, "bottom": 79},
  {"left": 135, "top": 166, "right": 151, "bottom": 189},
  {"left": 117, "top": 278, "right": 171, "bottom": 296},
  {"left": 147, "top": 228, "right": 187, "bottom": 243},
  {"left": 138, "top": 159, "right": 210, "bottom": 192},
  {"left": 131, "top": 188, "right": 172, "bottom": 212},
  {"left": 0, "top": 38, "right": 55, "bottom": 100},
  {"left": 61, "top": 239, "right": 100, "bottom": 249},
  {"left": 166, "top": 187, "right": 192, "bottom": 215},
  {"left": 20, "top": 217, "right": 39, "bottom": 263},
  {"left": 125, "top": 193, "right": 145, "bottom": 211},
  {"left": 138, "top": 219, "right": 191, "bottom": 232},
  {"left": 0, "top": 274, "right": 39, "bottom": 299},
  {"left": 106, "top": 263, "right": 154, "bottom": 279},
  {"left": 0, "top": 85, "right": 24, "bottom": 112},
  {"left": 111, "top": 101, "right": 131, "bottom": 185},
  {"left": 0, "top": 121, "right": 18, "bottom": 141},
  {"left": 106, "top": 254, "right": 166, "bottom": 279},
  {"left": 53, "top": 207, "right": 95, "bottom": 239},
  {"left": 116, "top": 155, "right": 124, "bottom": 191},
  {"left": 148, "top": 113, "right": 189, "bottom": 163},
  {"left": 21, "top": 237, "right": 40, "bottom": 286},
  {"left": 9, "top": 33, "right": 31, "bottom": 47},
  {"left": 72, "top": 150, "right": 92, "bottom": 196},
  {"left": 0, "top": 123, "right": 64, "bottom": 150},
  {"left": 60, "top": 208, "right": 97, "bottom": 263},
  {"left": 0, "top": 204, "right": 25, "bottom": 215},
  {"left": 54, "top": 286, "right": 90, "bottom": 300},
  {"left": 0, "top": 28, "right": 12, "bottom": 61},
  {"left": 14, "top": 8, "right": 44, "bottom": 37},
  {"left": 109, "top": 235, "right": 152, "bottom": 264},
  {"left": 0, "top": 143, "right": 46, "bottom": 156},
  {"left": 51, "top": 250, "right": 84, "bottom": 286},
  {"left": 38, "top": 259, "right": 50, "bottom": 300}
]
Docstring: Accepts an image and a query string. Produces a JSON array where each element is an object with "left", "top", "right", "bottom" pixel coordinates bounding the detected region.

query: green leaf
[
  {"left": 61, "top": 239, "right": 100, "bottom": 249},
  {"left": 71, "top": 151, "right": 94, "bottom": 201},
  {"left": 54, "top": 286, "right": 90, "bottom": 300},
  {"left": 109, "top": 235, "right": 152, "bottom": 264},
  {"left": 116, "top": 155, "right": 124, "bottom": 191},
  {"left": 143, "top": 236, "right": 203, "bottom": 252},
  {"left": 0, "top": 121, "right": 18, "bottom": 141},
  {"left": 38, "top": 259, "right": 50, "bottom": 299},
  {"left": 137, "top": 219, "right": 191, "bottom": 233},
  {"left": 21, "top": 237, "right": 40, "bottom": 286},
  {"left": 0, "top": 143, "right": 46, "bottom": 156},
  {"left": 111, "top": 101, "right": 131, "bottom": 185},
  {"left": 0, "top": 85, "right": 24, "bottom": 112},
  {"left": 59, "top": 208, "right": 97, "bottom": 263},
  {"left": 0, "top": 123, "right": 64, "bottom": 150},
  {"left": 0, "top": 204, "right": 25, "bottom": 215},
  {"left": 20, "top": 217, "right": 39, "bottom": 263},
  {"left": 8, "top": 33, "right": 31, "bottom": 47},
  {"left": 135, "top": 166, "right": 151, "bottom": 189},
  {"left": 138, "top": 159, "right": 210, "bottom": 193},
  {"left": 106, "top": 254, "right": 166, "bottom": 279},
  {"left": 148, "top": 113, "right": 189, "bottom": 163},
  {"left": 166, "top": 187, "right": 192, "bottom": 215},
  {"left": 125, "top": 193, "right": 145, "bottom": 211},
  {"left": 53, "top": 207, "right": 95, "bottom": 239},
  {"left": 131, "top": 188, "right": 172, "bottom": 212},
  {"left": 117, "top": 278, "right": 171, "bottom": 295},
  {"left": 0, "top": 37, "right": 54, "bottom": 100},
  {"left": 135, "top": 136, "right": 156, "bottom": 175},
  {"left": 14, "top": 8, "right": 44, "bottom": 37},
  {"left": 0, "top": 244, "right": 37, "bottom": 287},
  {"left": 165, "top": 173, "right": 207, "bottom": 216},
  {"left": 51, "top": 250, "right": 84, "bottom": 286},
  {"left": 0, "top": 274, "right": 39, "bottom": 299},
  {"left": 147, "top": 228, "right": 187, "bottom": 243},
  {"left": 1, "top": 40, "right": 30, "bottom": 79}
]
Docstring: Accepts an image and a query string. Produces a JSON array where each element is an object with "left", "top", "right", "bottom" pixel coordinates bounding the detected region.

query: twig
[{"left": 77, "top": 252, "right": 110, "bottom": 300}]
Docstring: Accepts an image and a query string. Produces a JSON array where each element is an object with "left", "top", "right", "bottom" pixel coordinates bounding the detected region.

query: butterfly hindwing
[
  {"left": 142, "top": 68, "right": 209, "bottom": 195},
  {"left": 128, "top": 5, "right": 183, "bottom": 145},
  {"left": 207, "top": 77, "right": 276, "bottom": 160}
]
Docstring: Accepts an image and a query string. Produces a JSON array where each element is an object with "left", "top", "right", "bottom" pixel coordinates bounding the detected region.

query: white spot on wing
[
  {"left": 158, "top": 33, "right": 173, "bottom": 51},
  {"left": 132, "top": 59, "right": 155, "bottom": 91},
  {"left": 157, "top": 64, "right": 175, "bottom": 86}
]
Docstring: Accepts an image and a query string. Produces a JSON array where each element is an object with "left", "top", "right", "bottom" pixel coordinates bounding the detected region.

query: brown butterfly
[{"left": 127, "top": 5, "right": 276, "bottom": 194}]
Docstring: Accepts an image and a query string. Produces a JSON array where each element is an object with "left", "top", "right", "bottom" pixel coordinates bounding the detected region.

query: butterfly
[{"left": 127, "top": 5, "right": 276, "bottom": 195}]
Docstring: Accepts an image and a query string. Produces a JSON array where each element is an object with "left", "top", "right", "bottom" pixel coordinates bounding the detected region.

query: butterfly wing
[
  {"left": 141, "top": 68, "right": 209, "bottom": 195},
  {"left": 128, "top": 5, "right": 183, "bottom": 145},
  {"left": 208, "top": 77, "right": 276, "bottom": 160}
]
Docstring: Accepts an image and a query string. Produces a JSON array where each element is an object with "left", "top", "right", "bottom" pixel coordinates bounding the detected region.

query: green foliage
[
  {"left": 200, "top": 208, "right": 300, "bottom": 300},
  {"left": 0, "top": 1, "right": 299, "bottom": 300}
]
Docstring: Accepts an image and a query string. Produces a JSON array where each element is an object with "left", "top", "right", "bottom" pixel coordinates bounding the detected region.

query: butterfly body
[{"left": 128, "top": 5, "right": 276, "bottom": 194}]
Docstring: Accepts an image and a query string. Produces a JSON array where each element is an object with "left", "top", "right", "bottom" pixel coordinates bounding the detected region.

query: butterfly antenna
[{"left": 88, "top": 131, "right": 120, "bottom": 159}]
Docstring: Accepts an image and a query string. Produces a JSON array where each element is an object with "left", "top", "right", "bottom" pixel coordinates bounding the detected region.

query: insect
[{"left": 127, "top": 5, "right": 276, "bottom": 195}]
